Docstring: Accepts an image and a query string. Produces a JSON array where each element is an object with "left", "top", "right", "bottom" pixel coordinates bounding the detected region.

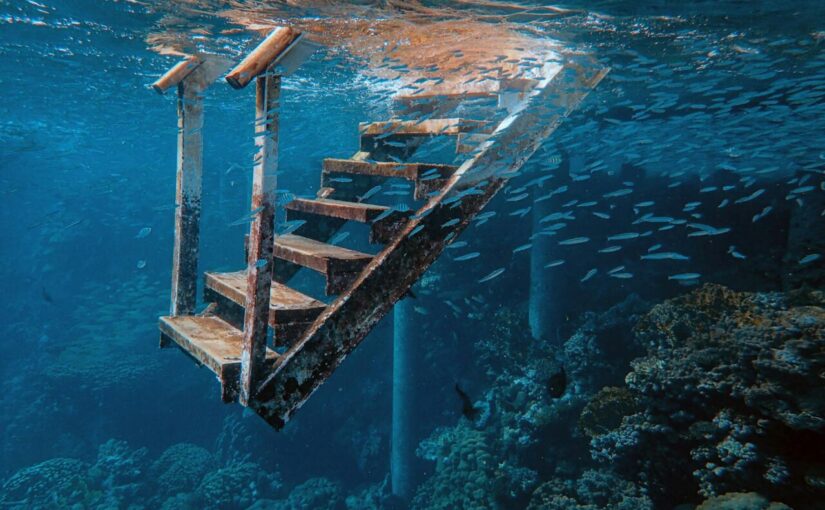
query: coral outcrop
[
  {"left": 412, "top": 424, "right": 504, "bottom": 510},
  {"left": 150, "top": 443, "right": 214, "bottom": 499},
  {"left": 696, "top": 492, "right": 792, "bottom": 510},
  {"left": 589, "top": 284, "right": 825, "bottom": 508},
  {"left": 196, "top": 461, "right": 277, "bottom": 510},
  {"left": 0, "top": 458, "right": 91, "bottom": 509},
  {"left": 525, "top": 469, "right": 653, "bottom": 510},
  {"left": 254, "top": 477, "right": 346, "bottom": 510}
]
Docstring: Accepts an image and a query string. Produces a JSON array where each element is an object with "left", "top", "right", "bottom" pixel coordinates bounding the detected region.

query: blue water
[{"left": 1, "top": 1, "right": 824, "bottom": 509}]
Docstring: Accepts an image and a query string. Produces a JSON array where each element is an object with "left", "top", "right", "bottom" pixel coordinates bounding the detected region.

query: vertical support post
[
  {"left": 240, "top": 72, "right": 280, "bottom": 405},
  {"left": 529, "top": 152, "right": 569, "bottom": 344},
  {"left": 170, "top": 75, "right": 205, "bottom": 317},
  {"left": 391, "top": 297, "right": 415, "bottom": 501}
]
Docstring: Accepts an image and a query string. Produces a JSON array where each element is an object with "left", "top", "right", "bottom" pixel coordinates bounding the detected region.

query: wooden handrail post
[
  {"left": 225, "top": 26, "right": 308, "bottom": 405},
  {"left": 152, "top": 56, "right": 232, "bottom": 326},
  {"left": 239, "top": 72, "right": 281, "bottom": 405},
  {"left": 159, "top": 58, "right": 207, "bottom": 319},
  {"left": 170, "top": 74, "right": 208, "bottom": 318}
]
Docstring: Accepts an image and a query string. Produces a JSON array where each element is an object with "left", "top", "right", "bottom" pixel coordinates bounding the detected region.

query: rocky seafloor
[{"left": 2, "top": 283, "right": 823, "bottom": 510}]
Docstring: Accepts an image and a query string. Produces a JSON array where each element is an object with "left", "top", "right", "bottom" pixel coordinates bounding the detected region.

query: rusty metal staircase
[{"left": 152, "top": 27, "right": 607, "bottom": 429}]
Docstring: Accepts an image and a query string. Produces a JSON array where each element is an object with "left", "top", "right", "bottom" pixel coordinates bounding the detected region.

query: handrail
[
  {"left": 152, "top": 57, "right": 203, "bottom": 94},
  {"left": 151, "top": 55, "right": 232, "bottom": 323},
  {"left": 226, "top": 26, "right": 313, "bottom": 406},
  {"left": 225, "top": 27, "right": 302, "bottom": 89}
]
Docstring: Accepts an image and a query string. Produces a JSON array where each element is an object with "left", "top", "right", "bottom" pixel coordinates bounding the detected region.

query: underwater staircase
[{"left": 152, "top": 27, "right": 607, "bottom": 429}]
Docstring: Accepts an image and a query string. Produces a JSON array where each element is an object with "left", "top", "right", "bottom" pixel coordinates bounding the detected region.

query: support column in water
[
  {"left": 529, "top": 152, "right": 572, "bottom": 344},
  {"left": 391, "top": 296, "right": 414, "bottom": 500}
]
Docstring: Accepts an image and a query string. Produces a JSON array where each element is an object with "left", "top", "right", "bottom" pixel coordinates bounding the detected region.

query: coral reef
[
  {"left": 342, "top": 477, "right": 394, "bottom": 510},
  {"left": 412, "top": 423, "right": 504, "bottom": 510},
  {"left": 150, "top": 443, "right": 215, "bottom": 500},
  {"left": 525, "top": 469, "right": 653, "bottom": 510},
  {"left": 696, "top": 492, "right": 792, "bottom": 510},
  {"left": 0, "top": 439, "right": 285, "bottom": 510},
  {"left": 589, "top": 284, "right": 825, "bottom": 508},
  {"left": 562, "top": 294, "right": 650, "bottom": 397},
  {"left": 250, "top": 478, "right": 345, "bottom": 510},
  {"left": 0, "top": 458, "right": 92, "bottom": 509},
  {"left": 0, "top": 439, "right": 151, "bottom": 509},
  {"left": 196, "top": 461, "right": 278, "bottom": 510},
  {"left": 88, "top": 439, "right": 149, "bottom": 507},
  {"left": 412, "top": 295, "right": 652, "bottom": 509},
  {"left": 579, "top": 387, "right": 638, "bottom": 439}
]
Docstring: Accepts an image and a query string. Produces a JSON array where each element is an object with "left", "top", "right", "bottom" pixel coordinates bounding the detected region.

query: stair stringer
[{"left": 251, "top": 62, "right": 609, "bottom": 429}]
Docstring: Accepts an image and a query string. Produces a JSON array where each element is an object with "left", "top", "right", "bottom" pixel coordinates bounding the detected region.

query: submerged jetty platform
[{"left": 152, "top": 26, "right": 606, "bottom": 429}]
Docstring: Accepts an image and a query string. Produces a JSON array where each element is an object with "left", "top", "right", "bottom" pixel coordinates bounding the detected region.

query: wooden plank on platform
[
  {"left": 205, "top": 271, "right": 325, "bottom": 324},
  {"left": 285, "top": 198, "right": 390, "bottom": 223},
  {"left": 359, "top": 118, "right": 491, "bottom": 137},
  {"left": 159, "top": 315, "right": 278, "bottom": 401},
  {"left": 275, "top": 234, "right": 373, "bottom": 274}
]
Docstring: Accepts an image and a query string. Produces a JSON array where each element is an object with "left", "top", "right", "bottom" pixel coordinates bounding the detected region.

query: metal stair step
[
  {"left": 159, "top": 315, "right": 278, "bottom": 402},
  {"left": 285, "top": 197, "right": 410, "bottom": 243},
  {"left": 275, "top": 234, "right": 373, "bottom": 294},
  {"left": 322, "top": 158, "right": 457, "bottom": 200}
]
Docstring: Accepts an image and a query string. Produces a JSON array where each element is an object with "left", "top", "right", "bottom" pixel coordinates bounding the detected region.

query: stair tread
[
  {"left": 276, "top": 234, "right": 372, "bottom": 274},
  {"left": 359, "top": 118, "right": 491, "bottom": 136},
  {"left": 159, "top": 315, "right": 278, "bottom": 377},
  {"left": 205, "top": 271, "right": 325, "bottom": 323},
  {"left": 323, "top": 158, "right": 457, "bottom": 181},
  {"left": 285, "top": 198, "right": 388, "bottom": 223}
]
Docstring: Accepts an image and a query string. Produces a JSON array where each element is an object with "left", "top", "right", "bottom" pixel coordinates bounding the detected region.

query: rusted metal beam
[
  {"left": 250, "top": 61, "right": 609, "bottom": 428},
  {"left": 240, "top": 73, "right": 281, "bottom": 405},
  {"left": 226, "top": 27, "right": 302, "bottom": 89}
]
